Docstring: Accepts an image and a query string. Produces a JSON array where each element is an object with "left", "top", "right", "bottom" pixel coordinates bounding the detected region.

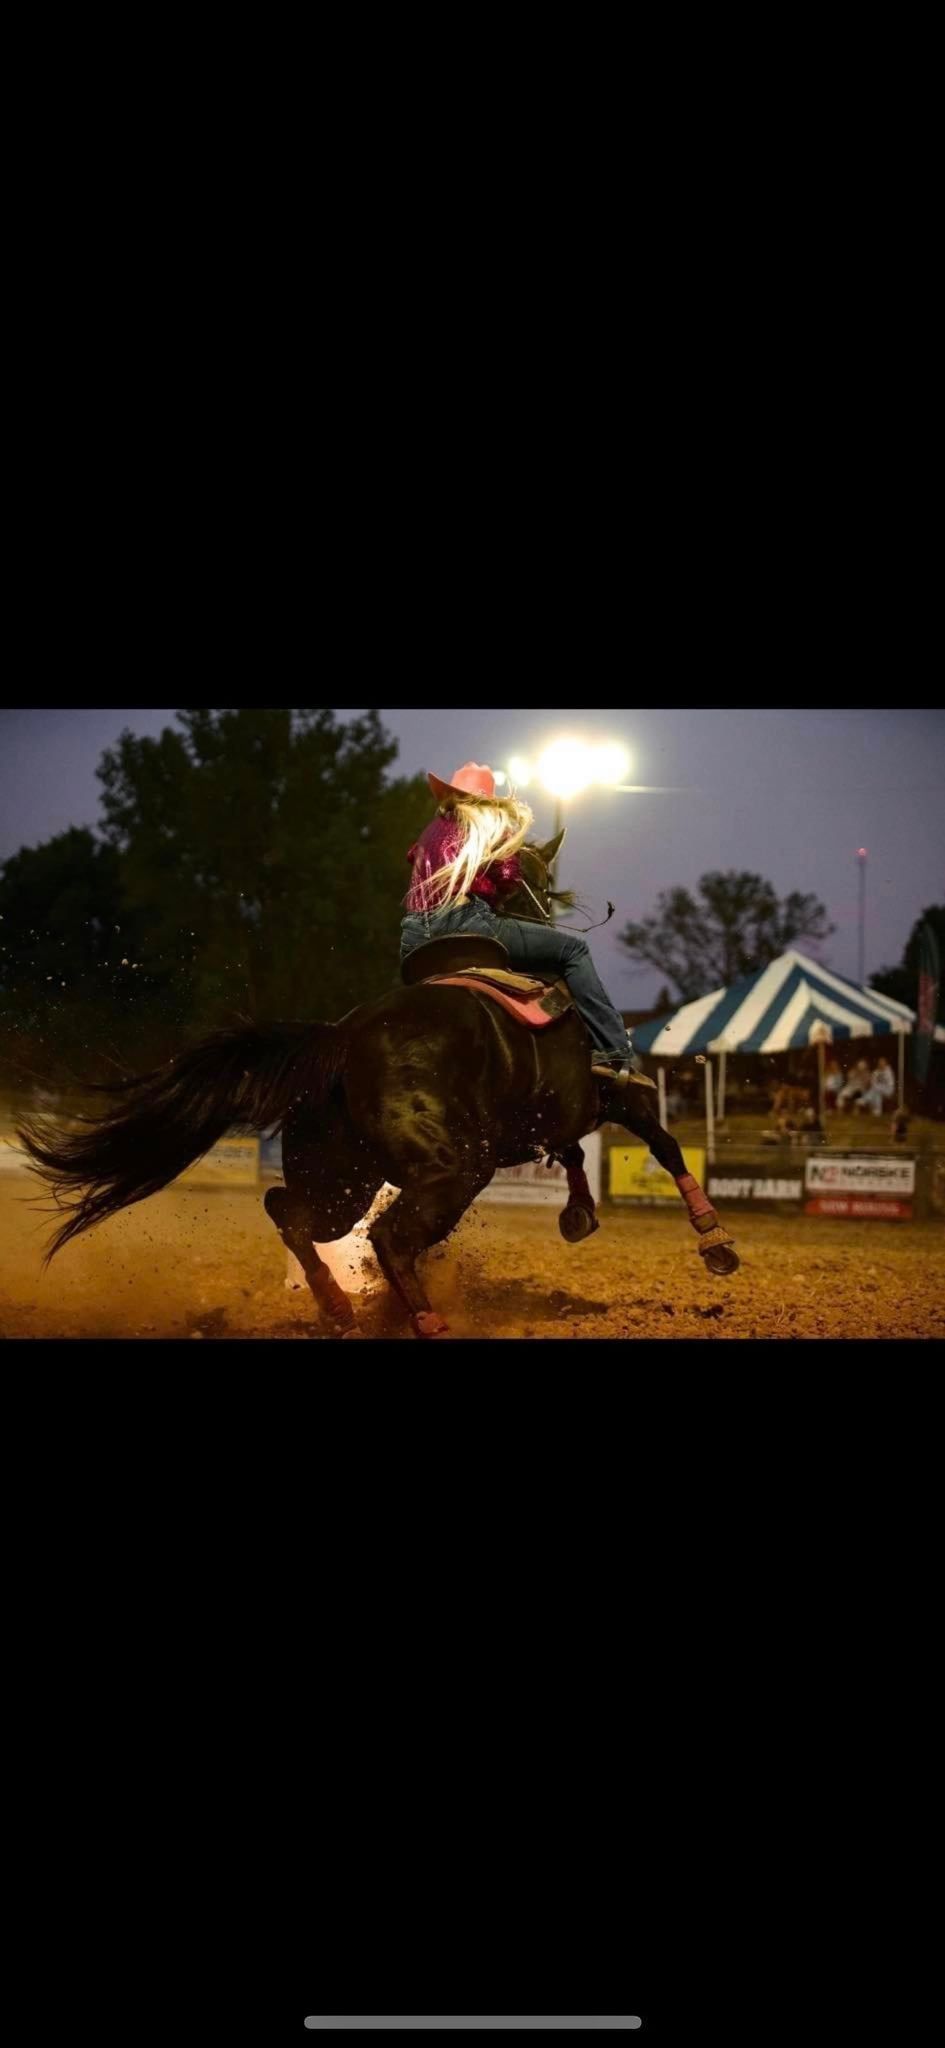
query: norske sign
[
  {"left": 804, "top": 1152, "right": 915, "bottom": 1219},
  {"left": 805, "top": 1155, "right": 915, "bottom": 1195}
]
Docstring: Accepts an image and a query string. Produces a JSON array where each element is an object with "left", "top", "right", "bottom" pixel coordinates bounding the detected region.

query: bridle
[{"left": 517, "top": 875, "right": 554, "bottom": 923}]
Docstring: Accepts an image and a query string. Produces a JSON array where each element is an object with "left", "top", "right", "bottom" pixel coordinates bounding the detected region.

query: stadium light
[
  {"left": 501, "top": 736, "right": 632, "bottom": 896},
  {"left": 503, "top": 738, "right": 632, "bottom": 803}
]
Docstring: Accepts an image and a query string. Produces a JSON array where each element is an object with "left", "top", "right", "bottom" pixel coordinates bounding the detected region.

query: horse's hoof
[
  {"left": 413, "top": 1311, "right": 450, "bottom": 1338},
  {"left": 559, "top": 1202, "right": 600, "bottom": 1244},
  {"left": 703, "top": 1244, "right": 740, "bottom": 1276}
]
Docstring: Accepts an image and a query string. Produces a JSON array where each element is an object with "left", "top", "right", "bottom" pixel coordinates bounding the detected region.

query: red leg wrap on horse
[{"left": 675, "top": 1171, "right": 714, "bottom": 1222}]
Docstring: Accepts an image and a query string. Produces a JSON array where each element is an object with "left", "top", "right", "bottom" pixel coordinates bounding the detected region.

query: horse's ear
[{"left": 537, "top": 826, "right": 566, "bottom": 866}]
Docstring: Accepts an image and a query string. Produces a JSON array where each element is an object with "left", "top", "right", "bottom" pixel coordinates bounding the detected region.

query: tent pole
[
  {"left": 718, "top": 1047, "right": 727, "bottom": 1121},
  {"left": 704, "top": 1058, "right": 715, "bottom": 1164},
  {"left": 657, "top": 1066, "right": 667, "bottom": 1129},
  {"left": 898, "top": 1028, "right": 905, "bottom": 1110},
  {"left": 818, "top": 1039, "right": 825, "bottom": 1124}
]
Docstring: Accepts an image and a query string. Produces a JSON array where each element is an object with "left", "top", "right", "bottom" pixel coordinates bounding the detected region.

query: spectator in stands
[
  {"left": 836, "top": 1057, "right": 871, "bottom": 1109},
  {"left": 824, "top": 1059, "right": 843, "bottom": 1110},
  {"left": 857, "top": 1056, "right": 896, "bottom": 1116},
  {"left": 771, "top": 1083, "right": 813, "bottom": 1141}
]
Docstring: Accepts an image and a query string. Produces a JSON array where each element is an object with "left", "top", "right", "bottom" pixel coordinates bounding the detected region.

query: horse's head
[{"left": 497, "top": 827, "right": 577, "bottom": 925}]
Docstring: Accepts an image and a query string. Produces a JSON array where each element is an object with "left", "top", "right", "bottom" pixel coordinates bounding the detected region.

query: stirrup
[{"left": 591, "top": 1060, "right": 658, "bottom": 1090}]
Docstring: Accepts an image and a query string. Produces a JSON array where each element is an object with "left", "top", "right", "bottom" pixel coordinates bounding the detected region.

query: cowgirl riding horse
[
  {"left": 17, "top": 761, "right": 737, "bottom": 1336},
  {"left": 402, "top": 759, "right": 639, "bottom": 1078}
]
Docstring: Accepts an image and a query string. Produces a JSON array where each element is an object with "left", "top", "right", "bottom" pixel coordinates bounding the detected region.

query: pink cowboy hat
[{"left": 427, "top": 761, "right": 497, "bottom": 804}]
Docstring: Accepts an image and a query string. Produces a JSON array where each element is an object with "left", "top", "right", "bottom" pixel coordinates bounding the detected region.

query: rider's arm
[{"left": 470, "top": 854, "right": 522, "bottom": 901}]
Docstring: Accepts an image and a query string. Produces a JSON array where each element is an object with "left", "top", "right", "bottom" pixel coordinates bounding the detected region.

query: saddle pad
[
  {"left": 429, "top": 973, "right": 573, "bottom": 1029},
  {"left": 453, "top": 965, "right": 548, "bottom": 996}
]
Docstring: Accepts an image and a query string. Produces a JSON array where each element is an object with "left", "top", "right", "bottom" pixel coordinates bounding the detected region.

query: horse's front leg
[
  {"left": 598, "top": 1078, "right": 740, "bottom": 1275},
  {"left": 555, "top": 1140, "right": 601, "bottom": 1243}
]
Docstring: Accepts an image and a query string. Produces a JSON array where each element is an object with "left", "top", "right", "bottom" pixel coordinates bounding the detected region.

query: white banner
[
  {"left": 805, "top": 1153, "right": 915, "bottom": 1196},
  {"left": 475, "top": 1132, "right": 601, "bottom": 1206}
]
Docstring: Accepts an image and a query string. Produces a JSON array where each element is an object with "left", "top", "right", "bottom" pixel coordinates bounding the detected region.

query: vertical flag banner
[{"left": 914, "top": 920, "right": 940, "bottom": 1085}]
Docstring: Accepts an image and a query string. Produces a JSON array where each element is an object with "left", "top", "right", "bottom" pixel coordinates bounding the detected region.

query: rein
[
  {"left": 516, "top": 874, "right": 616, "bottom": 935},
  {"left": 558, "top": 901, "right": 616, "bottom": 934}
]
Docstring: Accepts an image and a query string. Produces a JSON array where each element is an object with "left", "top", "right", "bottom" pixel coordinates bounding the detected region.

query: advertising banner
[
  {"left": 804, "top": 1152, "right": 915, "bottom": 1219},
  {"left": 706, "top": 1165, "right": 804, "bottom": 1205},
  {"left": 180, "top": 1137, "right": 260, "bottom": 1187},
  {"left": 0, "top": 1131, "right": 263, "bottom": 1184},
  {"left": 805, "top": 1196, "right": 914, "bottom": 1219},
  {"left": 610, "top": 1144, "right": 705, "bottom": 1202}
]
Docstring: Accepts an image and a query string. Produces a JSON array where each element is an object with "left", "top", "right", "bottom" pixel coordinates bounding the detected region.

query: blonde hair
[{"left": 426, "top": 793, "right": 534, "bottom": 908}]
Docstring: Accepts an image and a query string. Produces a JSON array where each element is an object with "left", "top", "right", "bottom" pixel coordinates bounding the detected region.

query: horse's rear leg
[
  {"left": 368, "top": 1166, "right": 488, "bottom": 1338},
  {"left": 264, "top": 1185, "right": 357, "bottom": 1331}
]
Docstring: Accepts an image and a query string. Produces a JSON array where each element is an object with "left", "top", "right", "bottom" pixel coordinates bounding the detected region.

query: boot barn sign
[{"left": 706, "top": 1165, "right": 804, "bottom": 1207}]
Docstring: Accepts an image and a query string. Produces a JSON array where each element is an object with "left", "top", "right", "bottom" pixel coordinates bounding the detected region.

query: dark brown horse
[{"left": 17, "top": 834, "right": 737, "bottom": 1337}]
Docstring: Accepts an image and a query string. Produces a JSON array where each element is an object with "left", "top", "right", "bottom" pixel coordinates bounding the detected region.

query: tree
[
  {"left": 0, "top": 828, "right": 155, "bottom": 1087},
  {"left": 95, "top": 707, "right": 432, "bottom": 1027},
  {"left": 0, "top": 709, "right": 433, "bottom": 1089},
  {"left": 617, "top": 870, "right": 835, "bottom": 1002},
  {"left": 871, "top": 904, "right": 945, "bottom": 1020}
]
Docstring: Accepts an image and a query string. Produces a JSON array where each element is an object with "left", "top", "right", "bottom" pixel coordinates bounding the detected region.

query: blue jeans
[{"left": 400, "top": 901, "right": 630, "bottom": 1059}]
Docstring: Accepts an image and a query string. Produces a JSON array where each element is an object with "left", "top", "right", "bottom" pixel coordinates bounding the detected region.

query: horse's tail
[{"left": 17, "top": 1021, "right": 348, "bottom": 1265}]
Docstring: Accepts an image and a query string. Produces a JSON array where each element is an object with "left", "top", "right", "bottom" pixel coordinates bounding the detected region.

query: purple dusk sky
[{"left": 1, "top": 706, "right": 942, "bottom": 1008}]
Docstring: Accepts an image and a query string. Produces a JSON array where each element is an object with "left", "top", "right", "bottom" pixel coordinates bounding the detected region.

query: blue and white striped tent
[{"left": 632, "top": 948, "right": 926, "bottom": 1057}]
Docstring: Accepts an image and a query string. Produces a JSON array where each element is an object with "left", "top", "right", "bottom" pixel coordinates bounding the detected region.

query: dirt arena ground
[{"left": 1, "top": 1167, "right": 943, "bottom": 1340}]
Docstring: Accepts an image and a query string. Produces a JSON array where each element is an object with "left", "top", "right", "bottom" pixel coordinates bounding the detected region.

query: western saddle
[{"left": 400, "top": 934, "right": 573, "bottom": 1026}]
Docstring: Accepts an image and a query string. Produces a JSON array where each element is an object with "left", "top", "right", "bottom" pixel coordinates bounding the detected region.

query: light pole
[
  {"left": 857, "top": 848, "right": 867, "bottom": 985},
  {"left": 552, "top": 796, "right": 563, "bottom": 890}
]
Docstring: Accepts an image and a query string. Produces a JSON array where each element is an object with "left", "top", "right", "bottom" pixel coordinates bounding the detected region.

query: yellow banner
[{"left": 610, "top": 1144, "right": 705, "bottom": 1201}]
